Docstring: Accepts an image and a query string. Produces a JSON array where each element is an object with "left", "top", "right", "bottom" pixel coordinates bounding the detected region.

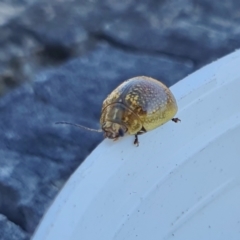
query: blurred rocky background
[{"left": 0, "top": 0, "right": 239, "bottom": 239}]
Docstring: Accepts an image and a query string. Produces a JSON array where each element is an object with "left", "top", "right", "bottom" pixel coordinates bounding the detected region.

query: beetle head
[{"left": 102, "top": 121, "right": 127, "bottom": 140}]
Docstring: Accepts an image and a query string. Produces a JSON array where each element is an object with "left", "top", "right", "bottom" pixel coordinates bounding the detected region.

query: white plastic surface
[{"left": 33, "top": 50, "right": 240, "bottom": 240}]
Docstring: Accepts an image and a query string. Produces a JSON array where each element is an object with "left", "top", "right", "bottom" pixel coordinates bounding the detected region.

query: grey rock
[
  {"left": 0, "top": 0, "right": 38, "bottom": 26},
  {"left": 0, "top": 214, "right": 29, "bottom": 240},
  {"left": 102, "top": 0, "right": 240, "bottom": 66},
  {"left": 1, "top": 0, "right": 240, "bottom": 94}
]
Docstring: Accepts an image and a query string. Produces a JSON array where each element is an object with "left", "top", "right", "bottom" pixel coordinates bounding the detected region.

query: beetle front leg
[
  {"left": 134, "top": 135, "right": 139, "bottom": 146},
  {"left": 133, "top": 127, "right": 147, "bottom": 146}
]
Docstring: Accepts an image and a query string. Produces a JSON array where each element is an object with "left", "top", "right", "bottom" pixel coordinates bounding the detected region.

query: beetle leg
[
  {"left": 137, "top": 127, "right": 147, "bottom": 135},
  {"left": 134, "top": 135, "right": 139, "bottom": 146},
  {"left": 133, "top": 127, "right": 147, "bottom": 146},
  {"left": 172, "top": 118, "right": 181, "bottom": 123}
]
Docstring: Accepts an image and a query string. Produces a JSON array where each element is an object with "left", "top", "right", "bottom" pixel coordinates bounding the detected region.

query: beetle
[{"left": 56, "top": 76, "right": 180, "bottom": 146}]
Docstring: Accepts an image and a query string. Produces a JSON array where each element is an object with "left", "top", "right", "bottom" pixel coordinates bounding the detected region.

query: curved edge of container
[{"left": 32, "top": 49, "right": 240, "bottom": 240}]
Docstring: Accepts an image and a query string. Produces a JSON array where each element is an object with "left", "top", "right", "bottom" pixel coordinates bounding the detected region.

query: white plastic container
[{"left": 32, "top": 50, "right": 240, "bottom": 240}]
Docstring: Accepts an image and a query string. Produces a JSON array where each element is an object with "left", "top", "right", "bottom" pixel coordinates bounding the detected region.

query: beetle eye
[{"left": 118, "top": 128, "right": 124, "bottom": 137}]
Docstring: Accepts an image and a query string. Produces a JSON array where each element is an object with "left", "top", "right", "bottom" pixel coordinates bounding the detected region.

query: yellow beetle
[{"left": 56, "top": 76, "right": 180, "bottom": 146}]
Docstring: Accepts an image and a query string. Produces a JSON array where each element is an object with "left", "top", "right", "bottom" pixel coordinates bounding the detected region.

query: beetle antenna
[{"left": 55, "top": 121, "right": 102, "bottom": 133}]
